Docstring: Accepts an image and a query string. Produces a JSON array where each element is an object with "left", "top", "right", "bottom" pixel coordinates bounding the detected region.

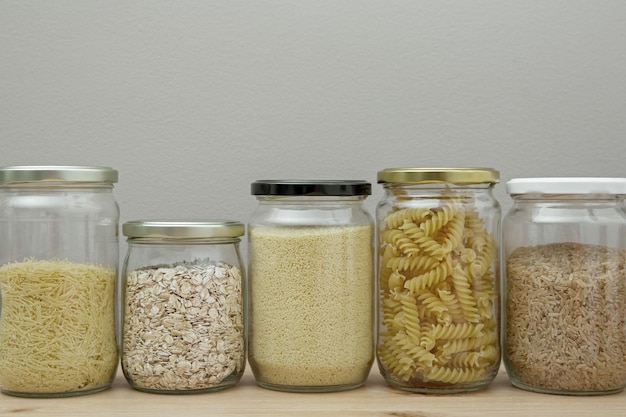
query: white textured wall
[{"left": 2, "top": 1, "right": 625, "bottom": 254}]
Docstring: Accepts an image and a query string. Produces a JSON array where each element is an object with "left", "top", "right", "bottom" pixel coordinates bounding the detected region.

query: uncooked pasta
[
  {"left": 0, "top": 259, "right": 118, "bottom": 396},
  {"left": 377, "top": 200, "right": 498, "bottom": 389}
]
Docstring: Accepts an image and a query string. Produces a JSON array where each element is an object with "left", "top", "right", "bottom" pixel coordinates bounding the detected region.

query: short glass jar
[
  {"left": 247, "top": 180, "right": 375, "bottom": 392},
  {"left": 0, "top": 166, "right": 119, "bottom": 397},
  {"left": 503, "top": 177, "right": 626, "bottom": 395},
  {"left": 121, "top": 220, "right": 246, "bottom": 394},
  {"left": 376, "top": 168, "right": 501, "bottom": 393}
]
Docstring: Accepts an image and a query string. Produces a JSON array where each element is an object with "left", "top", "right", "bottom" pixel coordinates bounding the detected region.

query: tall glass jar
[
  {"left": 121, "top": 220, "right": 246, "bottom": 394},
  {"left": 248, "top": 180, "right": 374, "bottom": 392},
  {"left": 503, "top": 177, "right": 626, "bottom": 395},
  {"left": 0, "top": 166, "right": 119, "bottom": 397},
  {"left": 376, "top": 168, "right": 501, "bottom": 393}
]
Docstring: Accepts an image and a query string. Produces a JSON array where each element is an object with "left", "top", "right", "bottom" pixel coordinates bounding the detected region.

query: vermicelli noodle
[{"left": 0, "top": 259, "right": 118, "bottom": 396}]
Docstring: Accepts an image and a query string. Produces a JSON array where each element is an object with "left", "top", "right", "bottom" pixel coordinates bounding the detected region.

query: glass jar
[
  {"left": 121, "top": 220, "right": 246, "bottom": 394},
  {"left": 503, "top": 177, "right": 626, "bottom": 395},
  {"left": 247, "top": 180, "right": 374, "bottom": 392},
  {"left": 376, "top": 168, "right": 501, "bottom": 393},
  {"left": 0, "top": 166, "right": 119, "bottom": 397}
]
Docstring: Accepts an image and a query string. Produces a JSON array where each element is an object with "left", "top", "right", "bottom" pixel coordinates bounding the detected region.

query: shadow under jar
[
  {"left": 503, "top": 177, "right": 626, "bottom": 395},
  {"left": 121, "top": 220, "right": 246, "bottom": 394}
]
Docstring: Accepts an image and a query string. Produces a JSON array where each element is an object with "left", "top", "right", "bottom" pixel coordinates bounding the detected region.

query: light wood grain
[{"left": 0, "top": 366, "right": 624, "bottom": 416}]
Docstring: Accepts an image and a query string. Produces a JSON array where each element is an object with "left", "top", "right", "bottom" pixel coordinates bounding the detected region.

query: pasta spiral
[{"left": 377, "top": 198, "right": 498, "bottom": 390}]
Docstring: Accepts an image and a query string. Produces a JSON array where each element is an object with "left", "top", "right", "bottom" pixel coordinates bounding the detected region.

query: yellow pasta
[
  {"left": 377, "top": 200, "right": 498, "bottom": 389},
  {"left": 425, "top": 365, "right": 486, "bottom": 384},
  {"left": 414, "top": 236, "right": 446, "bottom": 260},
  {"left": 382, "top": 229, "right": 421, "bottom": 256},
  {"left": 437, "top": 333, "right": 498, "bottom": 357},
  {"left": 386, "top": 253, "right": 440, "bottom": 273},
  {"left": 396, "top": 290, "right": 422, "bottom": 343},
  {"left": 385, "top": 207, "right": 431, "bottom": 230},
  {"left": 387, "top": 270, "right": 406, "bottom": 292},
  {"left": 450, "top": 266, "right": 481, "bottom": 322},
  {"left": 0, "top": 259, "right": 117, "bottom": 395},
  {"left": 378, "top": 245, "right": 398, "bottom": 292},
  {"left": 447, "top": 351, "right": 484, "bottom": 369},
  {"left": 437, "top": 287, "right": 466, "bottom": 324},
  {"left": 441, "top": 209, "right": 465, "bottom": 253},
  {"left": 419, "top": 205, "right": 459, "bottom": 237},
  {"left": 426, "top": 323, "right": 485, "bottom": 340},
  {"left": 404, "top": 259, "right": 452, "bottom": 293},
  {"left": 417, "top": 291, "right": 449, "bottom": 319}
]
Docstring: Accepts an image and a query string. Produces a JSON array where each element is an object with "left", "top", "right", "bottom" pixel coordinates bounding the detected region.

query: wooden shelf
[{"left": 0, "top": 366, "right": 624, "bottom": 416}]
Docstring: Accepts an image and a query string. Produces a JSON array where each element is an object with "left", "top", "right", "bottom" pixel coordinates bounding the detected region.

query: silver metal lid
[
  {"left": 0, "top": 166, "right": 118, "bottom": 183},
  {"left": 123, "top": 220, "right": 245, "bottom": 239}
]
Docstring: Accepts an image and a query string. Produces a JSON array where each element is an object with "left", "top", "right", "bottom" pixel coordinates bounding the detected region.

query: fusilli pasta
[{"left": 377, "top": 198, "right": 498, "bottom": 390}]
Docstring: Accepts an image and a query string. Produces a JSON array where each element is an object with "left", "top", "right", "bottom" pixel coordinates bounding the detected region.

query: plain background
[{"left": 2, "top": 1, "right": 625, "bottom": 257}]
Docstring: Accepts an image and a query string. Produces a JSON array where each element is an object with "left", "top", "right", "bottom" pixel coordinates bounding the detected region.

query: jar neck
[
  {"left": 127, "top": 237, "right": 241, "bottom": 245},
  {"left": 383, "top": 183, "right": 494, "bottom": 198},
  {"left": 511, "top": 194, "right": 622, "bottom": 203},
  {"left": 255, "top": 195, "right": 367, "bottom": 205},
  {"left": 1, "top": 182, "right": 114, "bottom": 191},
  {"left": 252, "top": 195, "right": 372, "bottom": 226}
]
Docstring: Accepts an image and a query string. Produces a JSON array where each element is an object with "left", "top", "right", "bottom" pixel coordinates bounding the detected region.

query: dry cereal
[{"left": 122, "top": 260, "right": 244, "bottom": 391}]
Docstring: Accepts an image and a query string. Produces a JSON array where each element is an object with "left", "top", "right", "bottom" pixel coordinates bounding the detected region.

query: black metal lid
[{"left": 251, "top": 180, "right": 371, "bottom": 196}]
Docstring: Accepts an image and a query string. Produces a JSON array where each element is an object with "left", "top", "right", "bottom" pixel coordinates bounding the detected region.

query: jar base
[
  {"left": 123, "top": 368, "right": 244, "bottom": 395},
  {"left": 384, "top": 380, "right": 491, "bottom": 394},
  {"left": 0, "top": 384, "right": 111, "bottom": 398},
  {"left": 255, "top": 380, "right": 365, "bottom": 393},
  {"left": 379, "top": 365, "right": 498, "bottom": 394},
  {"left": 128, "top": 384, "right": 238, "bottom": 395},
  {"left": 509, "top": 379, "right": 626, "bottom": 396}
]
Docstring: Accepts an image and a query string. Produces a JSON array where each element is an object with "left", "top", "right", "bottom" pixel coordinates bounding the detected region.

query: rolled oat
[{"left": 122, "top": 260, "right": 244, "bottom": 392}]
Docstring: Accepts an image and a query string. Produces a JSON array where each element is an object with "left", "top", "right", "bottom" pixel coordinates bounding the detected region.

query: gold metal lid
[
  {"left": 0, "top": 166, "right": 118, "bottom": 183},
  {"left": 377, "top": 167, "right": 499, "bottom": 185},
  {"left": 122, "top": 220, "right": 245, "bottom": 239}
]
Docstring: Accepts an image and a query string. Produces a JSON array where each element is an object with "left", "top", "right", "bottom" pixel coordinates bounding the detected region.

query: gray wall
[{"left": 2, "top": 1, "right": 625, "bottom": 256}]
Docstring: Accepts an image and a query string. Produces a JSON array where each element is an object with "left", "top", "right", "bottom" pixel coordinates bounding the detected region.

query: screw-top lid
[
  {"left": 251, "top": 180, "right": 371, "bottom": 196},
  {"left": 0, "top": 166, "right": 118, "bottom": 183},
  {"left": 377, "top": 167, "right": 499, "bottom": 185},
  {"left": 507, "top": 178, "right": 626, "bottom": 195},
  {"left": 122, "top": 220, "right": 245, "bottom": 239}
]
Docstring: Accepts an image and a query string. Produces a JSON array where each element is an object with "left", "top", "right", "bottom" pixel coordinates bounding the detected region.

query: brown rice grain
[{"left": 505, "top": 242, "right": 626, "bottom": 393}]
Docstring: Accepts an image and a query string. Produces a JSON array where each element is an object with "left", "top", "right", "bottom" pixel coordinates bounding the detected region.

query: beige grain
[{"left": 505, "top": 242, "right": 626, "bottom": 392}]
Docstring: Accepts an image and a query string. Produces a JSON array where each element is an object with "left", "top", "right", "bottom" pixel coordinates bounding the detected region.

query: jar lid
[
  {"left": 377, "top": 167, "right": 499, "bottom": 184},
  {"left": 0, "top": 166, "right": 118, "bottom": 183},
  {"left": 123, "top": 220, "right": 245, "bottom": 239},
  {"left": 251, "top": 180, "right": 371, "bottom": 196},
  {"left": 507, "top": 177, "right": 626, "bottom": 195}
]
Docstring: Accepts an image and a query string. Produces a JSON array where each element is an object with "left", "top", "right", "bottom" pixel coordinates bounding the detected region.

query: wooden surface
[{"left": 0, "top": 366, "right": 625, "bottom": 416}]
